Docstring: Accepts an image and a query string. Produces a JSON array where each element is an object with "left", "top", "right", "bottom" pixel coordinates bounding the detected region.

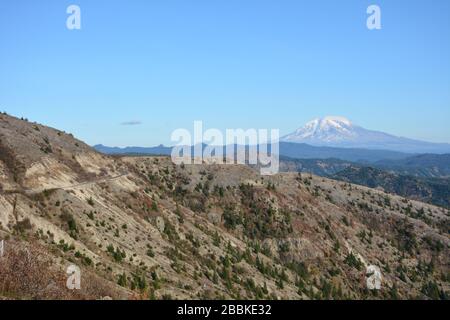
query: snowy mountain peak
[
  {"left": 281, "top": 116, "right": 450, "bottom": 154},
  {"left": 288, "top": 116, "right": 358, "bottom": 143},
  {"left": 321, "top": 116, "right": 353, "bottom": 126}
]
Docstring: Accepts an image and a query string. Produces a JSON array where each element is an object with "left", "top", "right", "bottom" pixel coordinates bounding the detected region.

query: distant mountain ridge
[
  {"left": 277, "top": 142, "right": 410, "bottom": 162},
  {"left": 282, "top": 116, "right": 450, "bottom": 154},
  {"left": 277, "top": 153, "right": 450, "bottom": 207},
  {"left": 279, "top": 153, "right": 450, "bottom": 179},
  {"left": 331, "top": 166, "right": 450, "bottom": 208},
  {"left": 94, "top": 144, "right": 172, "bottom": 156},
  {"left": 94, "top": 142, "right": 412, "bottom": 163},
  {"left": 375, "top": 154, "right": 450, "bottom": 178}
]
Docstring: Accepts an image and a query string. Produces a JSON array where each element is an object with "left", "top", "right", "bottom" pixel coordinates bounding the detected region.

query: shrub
[{"left": 344, "top": 252, "right": 363, "bottom": 270}]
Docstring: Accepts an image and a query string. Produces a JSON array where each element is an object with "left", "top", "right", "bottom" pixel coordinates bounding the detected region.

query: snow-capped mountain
[{"left": 282, "top": 116, "right": 450, "bottom": 154}]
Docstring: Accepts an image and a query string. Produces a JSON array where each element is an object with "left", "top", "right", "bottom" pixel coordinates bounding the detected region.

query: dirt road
[{"left": 0, "top": 174, "right": 128, "bottom": 196}]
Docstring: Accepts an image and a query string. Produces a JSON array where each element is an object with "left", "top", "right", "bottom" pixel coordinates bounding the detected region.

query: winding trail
[{"left": 1, "top": 174, "right": 128, "bottom": 196}]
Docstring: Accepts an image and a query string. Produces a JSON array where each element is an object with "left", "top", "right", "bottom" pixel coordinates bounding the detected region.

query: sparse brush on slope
[{"left": 0, "top": 114, "right": 449, "bottom": 300}]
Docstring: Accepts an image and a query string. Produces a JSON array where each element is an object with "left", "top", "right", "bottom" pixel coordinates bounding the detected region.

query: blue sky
[{"left": 1, "top": 0, "right": 449, "bottom": 146}]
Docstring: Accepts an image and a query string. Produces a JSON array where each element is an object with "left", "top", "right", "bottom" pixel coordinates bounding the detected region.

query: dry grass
[{"left": 0, "top": 239, "right": 128, "bottom": 300}]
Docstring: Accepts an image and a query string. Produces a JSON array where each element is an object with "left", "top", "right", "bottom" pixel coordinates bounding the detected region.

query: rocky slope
[
  {"left": 332, "top": 166, "right": 450, "bottom": 208},
  {"left": 375, "top": 154, "right": 450, "bottom": 178},
  {"left": 278, "top": 156, "right": 450, "bottom": 208},
  {"left": 0, "top": 113, "right": 449, "bottom": 300}
]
